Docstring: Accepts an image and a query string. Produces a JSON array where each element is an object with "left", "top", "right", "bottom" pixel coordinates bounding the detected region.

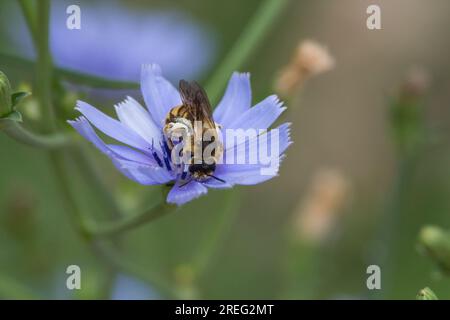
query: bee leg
[{"left": 179, "top": 178, "right": 193, "bottom": 188}]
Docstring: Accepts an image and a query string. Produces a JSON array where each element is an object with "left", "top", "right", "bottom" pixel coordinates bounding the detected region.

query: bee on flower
[{"left": 69, "top": 64, "right": 292, "bottom": 205}]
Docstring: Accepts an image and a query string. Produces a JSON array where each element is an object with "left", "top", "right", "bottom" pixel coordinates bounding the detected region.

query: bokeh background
[{"left": 1, "top": 0, "right": 450, "bottom": 299}]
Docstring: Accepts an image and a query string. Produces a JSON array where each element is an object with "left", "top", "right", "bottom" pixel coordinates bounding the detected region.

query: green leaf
[
  {"left": 0, "top": 110, "right": 23, "bottom": 130},
  {"left": 0, "top": 110, "right": 23, "bottom": 123},
  {"left": 11, "top": 91, "right": 31, "bottom": 108},
  {"left": 416, "top": 287, "right": 438, "bottom": 300},
  {"left": 0, "top": 70, "right": 12, "bottom": 116}
]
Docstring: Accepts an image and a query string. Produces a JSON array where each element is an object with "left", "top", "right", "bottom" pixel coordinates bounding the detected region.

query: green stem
[
  {"left": 205, "top": 0, "right": 290, "bottom": 104},
  {"left": 70, "top": 144, "right": 122, "bottom": 219},
  {"left": 51, "top": 150, "right": 176, "bottom": 296},
  {"left": 1, "top": 120, "right": 69, "bottom": 149},
  {"left": 19, "top": 0, "right": 174, "bottom": 298},
  {"left": 18, "top": 0, "right": 38, "bottom": 48},
  {"left": 58, "top": 66, "right": 139, "bottom": 90},
  {"left": 35, "top": 0, "right": 55, "bottom": 132},
  {"left": 192, "top": 191, "right": 240, "bottom": 277},
  {"left": 0, "top": 52, "right": 139, "bottom": 90},
  {"left": 368, "top": 155, "right": 418, "bottom": 298},
  {"left": 86, "top": 201, "right": 177, "bottom": 238},
  {"left": 50, "top": 150, "right": 91, "bottom": 239},
  {"left": 189, "top": 0, "right": 290, "bottom": 283}
]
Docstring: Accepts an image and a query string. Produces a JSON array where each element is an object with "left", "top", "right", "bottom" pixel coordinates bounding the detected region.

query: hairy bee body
[{"left": 163, "top": 81, "right": 223, "bottom": 183}]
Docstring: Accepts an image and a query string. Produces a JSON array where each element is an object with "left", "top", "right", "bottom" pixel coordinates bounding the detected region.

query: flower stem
[
  {"left": 192, "top": 190, "right": 240, "bottom": 277},
  {"left": 189, "top": 0, "right": 289, "bottom": 285},
  {"left": 18, "top": 0, "right": 38, "bottom": 48},
  {"left": 50, "top": 151, "right": 92, "bottom": 239},
  {"left": 50, "top": 150, "right": 177, "bottom": 297},
  {"left": 1, "top": 120, "right": 68, "bottom": 149},
  {"left": 0, "top": 52, "right": 139, "bottom": 90},
  {"left": 86, "top": 200, "right": 177, "bottom": 238},
  {"left": 17, "top": 0, "right": 174, "bottom": 298},
  {"left": 35, "top": 0, "right": 55, "bottom": 132},
  {"left": 70, "top": 143, "right": 123, "bottom": 219},
  {"left": 205, "top": 0, "right": 290, "bottom": 104},
  {"left": 368, "top": 155, "right": 418, "bottom": 298}
]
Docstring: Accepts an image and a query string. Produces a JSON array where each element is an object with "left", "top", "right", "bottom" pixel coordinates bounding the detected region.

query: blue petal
[
  {"left": 76, "top": 100, "right": 151, "bottom": 152},
  {"left": 68, "top": 117, "right": 172, "bottom": 185},
  {"left": 107, "top": 145, "right": 154, "bottom": 165},
  {"left": 224, "top": 123, "right": 292, "bottom": 161},
  {"left": 167, "top": 180, "right": 208, "bottom": 205},
  {"left": 140, "top": 64, "right": 182, "bottom": 127},
  {"left": 226, "top": 95, "right": 286, "bottom": 130},
  {"left": 114, "top": 96, "right": 162, "bottom": 147},
  {"left": 214, "top": 164, "right": 277, "bottom": 185},
  {"left": 112, "top": 158, "right": 173, "bottom": 185},
  {"left": 213, "top": 72, "right": 251, "bottom": 127},
  {"left": 216, "top": 123, "right": 292, "bottom": 185},
  {"left": 203, "top": 179, "right": 233, "bottom": 189}
]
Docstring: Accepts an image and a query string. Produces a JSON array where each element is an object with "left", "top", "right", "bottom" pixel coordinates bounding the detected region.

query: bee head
[
  {"left": 183, "top": 162, "right": 226, "bottom": 186},
  {"left": 189, "top": 162, "right": 215, "bottom": 176}
]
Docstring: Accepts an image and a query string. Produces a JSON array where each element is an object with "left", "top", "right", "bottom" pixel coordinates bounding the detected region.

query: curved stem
[
  {"left": 58, "top": 66, "right": 139, "bottom": 90},
  {"left": 17, "top": 0, "right": 174, "bottom": 298},
  {"left": 86, "top": 201, "right": 177, "bottom": 238},
  {"left": 1, "top": 120, "right": 69, "bottom": 149},
  {"left": 70, "top": 143, "right": 122, "bottom": 219},
  {"left": 51, "top": 150, "right": 176, "bottom": 296},
  {"left": 205, "top": 0, "right": 290, "bottom": 104},
  {"left": 0, "top": 52, "right": 139, "bottom": 90},
  {"left": 50, "top": 151, "right": 92, "bottom": 239}
]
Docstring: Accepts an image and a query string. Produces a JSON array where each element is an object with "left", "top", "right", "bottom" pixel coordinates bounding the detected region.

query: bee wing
[{"left": 179, "top": 80, "right": 215, "bottom": 128}]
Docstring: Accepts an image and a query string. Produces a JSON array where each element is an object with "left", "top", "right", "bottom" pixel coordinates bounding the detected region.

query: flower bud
[
  {"left": 419, "top": 225, "right": 450, "bottom": 275},
  {"left": 416, "top": 287, "right": 438, "bottom": 300},
  {"left": 390, "top": 67, "right": 430, "bottom": 157},
  {"left": 275, "top": 40, "right": 335, "bottom": 97},
  {"left": 0, "top": 71, "right": 12, "bottom": 117}
]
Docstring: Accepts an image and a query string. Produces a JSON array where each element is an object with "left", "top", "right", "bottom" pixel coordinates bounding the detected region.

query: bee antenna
[
  {"left": 179, "top": 179, "right": 193, "bottom": 188},
  {"left": 207, "top": 174, "right": 226, "bottom": 183}
]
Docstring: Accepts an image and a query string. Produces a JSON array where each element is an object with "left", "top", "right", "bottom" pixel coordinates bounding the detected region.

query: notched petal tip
[
  {"left": 225, "top": 94, "right": 286, "bottom": 130},
  {"left": 67, "top": 115, "right": 86, "bottom": 126},
  {"left": 141, "top": 63, "right": 162, "bottom": 76},
  {"left": 231, "top": 71, "right": 250, "bottom": 80}
]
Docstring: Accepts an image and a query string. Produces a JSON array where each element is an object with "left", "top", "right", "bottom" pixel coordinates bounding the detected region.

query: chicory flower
[
  {"left": 69, "top": 65, "right": 292, "bottom": 205},
  {"left": 2, "top": 0, "right": 215, "bottom": 81}
]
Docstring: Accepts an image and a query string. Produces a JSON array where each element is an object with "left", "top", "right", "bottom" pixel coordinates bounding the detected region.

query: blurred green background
[{"left": 1, "top": 0, "right": 450, "bottom": 299}]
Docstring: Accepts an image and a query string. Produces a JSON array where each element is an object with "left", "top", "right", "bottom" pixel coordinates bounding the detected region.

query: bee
[{"left": 164, "top": 80, "right": 225, "bottom": 186}]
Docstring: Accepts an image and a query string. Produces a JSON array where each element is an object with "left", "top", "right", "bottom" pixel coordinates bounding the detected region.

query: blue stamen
[
  {"left": 150, "top": 140, "right": 163, "bottom": 167},
  {"left": 162, "top": 139, "right": 172, "bottom": 155},
  {"left": 160, "top": 141, "right": 172, "bottom": 172}
]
